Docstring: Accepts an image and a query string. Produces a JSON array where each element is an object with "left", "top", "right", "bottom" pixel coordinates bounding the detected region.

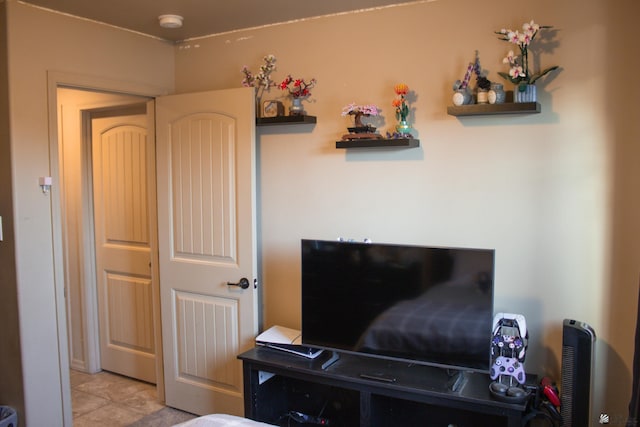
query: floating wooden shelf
[
  {"left": 336, "top": 138, "right": 420, "bottom": 149},
  {"left": 256, "top": 115, "right": 317, "bottom": 126},
  {"left": 447, "top": 102, "right": 540, "bottom": 117}
]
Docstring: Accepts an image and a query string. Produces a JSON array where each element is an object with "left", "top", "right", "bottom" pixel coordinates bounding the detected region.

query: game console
[{"left": 256, "top": 325, "right": 324, "bottom": 359}]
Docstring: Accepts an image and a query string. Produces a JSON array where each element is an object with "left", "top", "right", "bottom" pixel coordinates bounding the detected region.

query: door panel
[
  {"left": 105, "top": 273, "right": 153, "bottom": 353},
  {"left": 170, "top": 113, "right": 236, "bottom": 260},
  {"left": 174, "top": 291, "right": 240, "bottom": 389},
  {"left": 156, "top": 87, "right": 257, "bottom": 416},
  {"left": 92, "top": 114, "right": 157, "bottom": 383}
]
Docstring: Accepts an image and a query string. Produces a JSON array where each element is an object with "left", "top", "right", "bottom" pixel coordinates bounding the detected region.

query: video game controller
[
  {"left": 491, "top": 333, "right": 526, "bottom": 361},
  {"left": 491, "top": 313, "right": 528, "bottom": 362},
  {"left": 490, "top": 356, "right": 526, "bottom": 384},
  {"left": 492, "top": 313, "right": 527, "bottom": 338}
]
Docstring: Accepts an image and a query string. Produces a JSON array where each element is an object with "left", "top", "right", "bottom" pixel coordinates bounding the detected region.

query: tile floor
[{"left": 70, "top": 369, "right": 195, "bottom": 426}]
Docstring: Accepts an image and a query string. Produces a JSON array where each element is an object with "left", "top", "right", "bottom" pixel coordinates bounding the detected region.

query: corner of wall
[{"left": 0, "top": 0, "right": 25, "bottom": 422}]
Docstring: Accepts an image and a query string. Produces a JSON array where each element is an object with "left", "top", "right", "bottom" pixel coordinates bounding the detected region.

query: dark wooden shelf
[
  {"left": 256, "top": 115, "right": 317, "bottom": 126},
  {"left": 447, "top": 102, "right": 540, "bottom": 117},
  {"left": 336, "top": 138, "right": 420, "bottom": 149}
]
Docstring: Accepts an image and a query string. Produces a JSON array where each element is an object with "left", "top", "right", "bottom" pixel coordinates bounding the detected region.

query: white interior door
[
  {"left": 92, "top": 113, "right": 157, "bottom": 383},
  {"left": 155, "top": 87, "right": 258, "bottom": 416}
]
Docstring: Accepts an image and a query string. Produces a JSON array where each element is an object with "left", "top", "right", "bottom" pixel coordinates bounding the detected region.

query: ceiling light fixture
[{"left": 158, "top": 14, "right": 183, "bottom": 29}]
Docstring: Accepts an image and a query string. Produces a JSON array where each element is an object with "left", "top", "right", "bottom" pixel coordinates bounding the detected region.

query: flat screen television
[{"left": 301, "top": 239, "right": 495, "bottom": 373}]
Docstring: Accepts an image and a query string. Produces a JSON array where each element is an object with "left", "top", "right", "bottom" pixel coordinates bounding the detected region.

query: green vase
[{"left": 396, "top": 120, "right": 411, "bottom": 135}]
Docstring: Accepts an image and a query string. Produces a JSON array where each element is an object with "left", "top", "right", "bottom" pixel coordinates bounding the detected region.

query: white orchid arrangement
[
  {"left": 496, "top": 20, "right": 558, "bottom": 87},
  {"left": 241, "top": 54, "right": 277, "bottom": 99}
]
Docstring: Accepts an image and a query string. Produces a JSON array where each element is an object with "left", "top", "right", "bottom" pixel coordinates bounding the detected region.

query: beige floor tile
[
  {"left": 120, "top": 387, "right": 165, "bottom": 415},
  {"left": 70, "top": 369, "right": 96, "bottom": 388},
  {"left": 72, "top": 402, "right": 145, "bottom": 427},
  {"left": 71, "top": 389, "right": 110, "bottom": 418},
  {"left": 71, "top": 369, "right": 164, "bottom": 426},
  {"left": 75, "top": 372, "right": 153, "bottom": 402}
]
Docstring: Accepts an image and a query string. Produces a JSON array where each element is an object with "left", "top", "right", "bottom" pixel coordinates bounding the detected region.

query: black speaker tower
[{"left": 561, "top": 318, "right": 596, "bottom": 427}]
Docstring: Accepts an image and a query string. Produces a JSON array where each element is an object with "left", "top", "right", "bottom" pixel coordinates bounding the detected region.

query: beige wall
[
  {"left": 609, "top": 5, "right": 640, "bottom": 423},
  {"left": 4, "top": 1, "right": 174, "bottom": 424},
  {"left": 174, "top": 0, "right": 639, "bottom": 422},
  {"left": 0, "top": 0, "right": 24, "bottom": 420},
  {"left": 3, "top": 0, "right": 639, "bottom": 425}
]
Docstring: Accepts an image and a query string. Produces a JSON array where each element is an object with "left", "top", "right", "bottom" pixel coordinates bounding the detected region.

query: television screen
[{"left": 301, "top": 239, "right": 495, "bottom": 372}]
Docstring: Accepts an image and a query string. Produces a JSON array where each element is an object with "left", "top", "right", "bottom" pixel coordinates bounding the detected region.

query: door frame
[
  {"left": 47, "top": 71, "right": 170, "bottom": 426},
  {"left": 63, "top": 98, "right": 152, "bottom": 375}
]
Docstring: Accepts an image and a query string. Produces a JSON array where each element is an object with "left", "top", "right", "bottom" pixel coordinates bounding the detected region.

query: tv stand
[
  {"left": 321, "top": 350, "right": 340, "bottom": 370},
  {"left": 446, "top": 369, "right": 468, "bottom": 392},
  {"left": 238, "top": 347, "right": 532, "bottom": 427}
]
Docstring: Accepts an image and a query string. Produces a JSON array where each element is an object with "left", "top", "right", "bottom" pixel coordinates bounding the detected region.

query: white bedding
[{"left": 173, "top": 413, "right": 276, "bottom": 427}]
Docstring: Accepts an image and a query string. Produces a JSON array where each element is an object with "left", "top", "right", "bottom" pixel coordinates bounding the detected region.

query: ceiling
[{"left": 20, "top": 0, "right": 420, "bottom": 42}]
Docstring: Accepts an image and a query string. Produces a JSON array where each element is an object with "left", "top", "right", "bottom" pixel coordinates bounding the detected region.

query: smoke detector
[{"left": 158, "top": 14, "right": 183, "bottom": 29}]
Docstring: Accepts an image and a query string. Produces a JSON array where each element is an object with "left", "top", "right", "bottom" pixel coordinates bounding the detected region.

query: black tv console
[{"left": 238, "top": 347, "right": 533, "bottom": 427}]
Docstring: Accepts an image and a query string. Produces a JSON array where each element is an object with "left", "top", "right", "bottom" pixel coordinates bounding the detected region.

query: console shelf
[
  {"left": 256, "top": 115, "right": 317, "bottom": 126},
  {"left": 239, "top": 347, "right": 531, "bottom": 427},
  {"left": 447, "top": 102, "right": 540, "bottom": 116},
  {"left": 336, "top": 138, "right": 419, "bottom": 149}
]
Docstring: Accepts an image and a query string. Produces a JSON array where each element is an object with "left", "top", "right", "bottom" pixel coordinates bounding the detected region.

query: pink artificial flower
[
  {"left": 523, "top": 20, "right": 540, "bottom": 33},
  {"left": 509, "top": 66, "right": 525, "bottom": 79},
  {"left": 503, "top": 50, "right": 517, "bottom": 65}
]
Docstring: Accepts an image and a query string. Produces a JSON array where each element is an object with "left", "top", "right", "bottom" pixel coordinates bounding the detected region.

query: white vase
[
  {"left": 452, "top": 88, "right": 472, "bottom": 106},
  {"left": 514, "top": 84, "right": 537, "bottom": 103},
  {"left": 255, "top": 95, "right": 262, "bottom": 118}
]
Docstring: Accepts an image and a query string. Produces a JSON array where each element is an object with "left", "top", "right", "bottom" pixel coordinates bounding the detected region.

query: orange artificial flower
[
  {"left": 394, "top": 83, "right": 409, "bottom": 95},
  {"left": 393, "top": 83, "right": 409, "bottom": 123}
]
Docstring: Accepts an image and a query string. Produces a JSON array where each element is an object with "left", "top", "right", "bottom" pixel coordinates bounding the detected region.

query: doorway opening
[
  {"left": 50, "top": 74, "right": 258, "bottom": 422},
  {"left": 53, "top": 85, "right": 165, "bottom": 422}
]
